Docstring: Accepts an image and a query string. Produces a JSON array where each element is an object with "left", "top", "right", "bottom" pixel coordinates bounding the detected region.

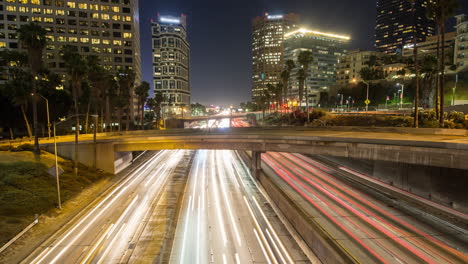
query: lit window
[
  {"left": 101, "top": 14, "right": 110, "bottom": 20},
  {"left": 6, "top": 0, "right": 16, "bottom": 2},
  {"left": 112, "top": 6, "right": 120, "bottom": 12},
  {"left": 101, "top": 5, "right": 109, "bottom": 11},
  {"left": 103, "top": 39, "right": 110, "bottom": 45},
  {"left": 80, "top": 38, "right": 89, "bottom": 43},
  {"left": 92, "top": 39, "right": 100, "bottom": 44},
  {"left": 92, "top": 13, "right": 99, "bottom": 19},
  {"left": 31, "top": 0, "right": 39, "bottom": 4},
  {"left": 90, "top": 4, "right": 98, "bottom": 10},
  {"left": 44, "top": 17, "right": 53, "bottom": 23},
  {"left": 32, "top": 7, "right": 41, "bottom": 14},
  {"left": 0, "top": 42, "right": 6, "bottom": 48},
  {"left": 31, "top": 17, "right": 41, "bottom": 22},
  {"left": 112, "top": 15, "right": 121, "bottom": 21},
  {"left": 19, "top": 0, "right": 28, "bottom": 3},
  {"left": 69, "top": 37, "right": 78, "bottom": 42},
  {"left": 78, "top": 3, "right": 87, "bottom": 9},
  {"left": 123, "top": 32, "right": 131, "bottom": 38},
  {"left": 19, "top": 7, "right": 28, "bottom": 12},
  {"left": 67, "top": 2, "right": 75, "bottom": 8},
  {"left": 56, "top": 10, "right": 65, "bottom": 15},
  {"left": 124, "top": 16, "right": 131, "bottom": 22},
  {"left": 6, "top": 6, "right": 17, "bottom": 11},
  {"left": 113, "top": 40, "right": 122, "bottom": 45},
  {"left": 44, "top": 8, "right": 53, "bottom": 14}
]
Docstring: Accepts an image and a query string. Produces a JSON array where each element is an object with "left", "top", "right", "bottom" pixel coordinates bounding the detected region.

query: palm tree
[
  {"left": 147, "top": 92, "right": 164, "bottom": 129},
  {"left": 281, "top": 59, "right": 295, "bottom": 105},
  {"left": 420, "top": 55, "right": 438, "bottom": 108},
  {"left": 0, "top": 50, "right": 32, "bottom": 138},
  {"left": 427, "top": 0, "right": 459, "bottom": 126},
  {"left": 296, "top": 68, "right": 306, "bottom": 111},
  {"left": 407, "top": 0, "right": 420, "bottom": 128},
  {"left": 86, "top": 55, "right": 104, "bottom": 131},
  {"left": 135, "top": 81, "right": 150, "bottom": 129},
  {"left": 297, "top": 50, "right": 313, "bottom": 112},
  {"left": 18, "top": 22, "right": 47, "bottom": 154},
  {"left": 117, "top": 69, "right": 135, "bottom": 131},
  {"left": 61, "top": 45, "right": 88, "bottom": 176}
]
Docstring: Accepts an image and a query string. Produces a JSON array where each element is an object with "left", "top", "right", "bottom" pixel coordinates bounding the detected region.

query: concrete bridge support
[{"left": 251, "top": 151, "right": 263, "bottom": 179}]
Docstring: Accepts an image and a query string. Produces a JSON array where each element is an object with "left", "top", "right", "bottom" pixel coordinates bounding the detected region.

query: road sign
[
  {"left": 48, "top": 165, "right": 64, "bottom": 178},
  {"left": 364, "top": 99, "right": 371, "bottom": 105}
]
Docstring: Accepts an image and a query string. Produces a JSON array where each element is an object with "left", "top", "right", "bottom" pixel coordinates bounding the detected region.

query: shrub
[
  {"left": 447, "top": 111, "right": 465, "bottom": 124},
  {"left": 11, "top": 143, "right": 34, "bottom": 152},
  {"left": 308, "top": 109, "right": 327, "bottom": 120}
]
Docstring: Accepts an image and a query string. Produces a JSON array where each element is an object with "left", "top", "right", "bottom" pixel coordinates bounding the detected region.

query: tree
[
  {"left": 296, "top": 68, "right": 306, "bottom": 110},
  {"left": 297, "top": 51, "right": 313, "bottom": 107},
  {"left": 86, "top": 55, "right": 106, "bottom": 132},
  {"left": 427, "top": 0, "right": 459, "bottom": 126},
  {"left": 407, "top": 0, "right": 421, "bottom": 127},
  {"left": 281, "top": 59, "right": 295, "bottom": 104},
  {"left": 190, "top": 103, "right": 206, "bottom": 116},
  {"left": 420, "top": 55, "right": 438, "bottom": 108},
  {"left": 135, "top": 81, "right": 150, "bottom": 129},
  {"left": 61, "top": 45, "right": 88, "bottom": 176},
  {"left": 117, "top": 69, "right": 135, "bottom": 131},
  {"left": 18, "top": 22, "right": 47, "bottom": 154},
  {"left": 0, "top": 50, "right": 32, "bottom": 138},
  {"left": 147, "top": 92, "right": 164, "bottom": 129}
]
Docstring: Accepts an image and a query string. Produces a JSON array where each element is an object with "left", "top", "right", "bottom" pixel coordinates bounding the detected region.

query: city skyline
[{"left": 140, "top": 0, "right": 468, "bottom": 107}]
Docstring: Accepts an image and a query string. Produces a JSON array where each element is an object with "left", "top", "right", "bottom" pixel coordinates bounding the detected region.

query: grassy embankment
[{"left": 0, "top": 144, "right": 112, "bottom": 245}]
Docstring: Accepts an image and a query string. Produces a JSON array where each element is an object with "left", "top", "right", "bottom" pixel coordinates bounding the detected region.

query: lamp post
[
  {"left": 31, "top": 93, "right": 51, "bottom": 140},
  {"left": 363, "top": 80, "right": 370, "bottom": 112},
  {"left": 53, "top": 121, "right": 61, "bottom": 209},
  {"left": 452, "top": 72, "right": 458, "bottom": 106},
  {"left": 397, "top": 83, "right": 404, "bottom": 109}
]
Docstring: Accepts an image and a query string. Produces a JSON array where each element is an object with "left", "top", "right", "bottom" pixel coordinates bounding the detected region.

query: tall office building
[
  {"left": 0, "top": 0, "right": 141, "bottom": 83},
  {"left": 251, "top": 13, "right": 299, "bottom": 100},
  {"left": 151, "top": 14, "right": 190, "bottom": 116},
  {"left": 454, "top": 14, "right": 468, "bottom": 70},
  {"left": 284, "top": 28, "right": 349, "bottom": 106},
  {"left": 375, "top": 0, "right": 435, "bottom": 54}
]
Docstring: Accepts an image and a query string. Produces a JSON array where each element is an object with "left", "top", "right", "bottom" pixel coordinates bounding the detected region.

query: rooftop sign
[
  {"left": 159, "top": 17, "right": 180, "bottom": 24},
  {"left": 267, "top": 15, "right": 283, "bottom": 20},
  {"left": 285, "top": 28, "right": 350, "bottom": 40}
]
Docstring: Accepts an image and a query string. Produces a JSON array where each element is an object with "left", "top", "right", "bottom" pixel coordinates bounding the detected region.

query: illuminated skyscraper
[
  {"left": 284, "top": 28, "right": 350, "bottom": 106},
  {"left": 0, "top": 0, "right": 141, "bottom": 83},
  {"left": 251, "top": 13, "right": 299, "bottom": 100},
  {"left": 375, "top": 0, "right": 435, "bottom": 54},
  {"left": 151, "top": 14, "right": 190, "bottom": 116}
]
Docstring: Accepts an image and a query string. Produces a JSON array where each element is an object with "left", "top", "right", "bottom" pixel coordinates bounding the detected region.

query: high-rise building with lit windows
[
  {"left": 284, "top": 28, "right": 349, "bottom": 107},
  {"left": 151, "top": 14, "right": 190, "bottom": 116},
  {"left": 375, "top": 0, "right": 434, "bottom": 54},
  {"left": 0, "top": 0, "right": 141, "bottom": 84},
  {"left": 251, "top": 13, "right": 299, "bottom": 100}
]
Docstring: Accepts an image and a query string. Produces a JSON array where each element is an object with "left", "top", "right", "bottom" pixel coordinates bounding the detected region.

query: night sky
[{"left": 139, "top": 0, "right": 467, "bottom": 107}]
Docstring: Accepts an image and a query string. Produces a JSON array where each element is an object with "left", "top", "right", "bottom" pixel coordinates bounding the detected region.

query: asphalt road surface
[
  {"left": 170, "top": 149, "right": 310, "bottom": 264},
  {"left": 22, "top": 150, "right": 188, "bottom": 264},
  {"left": 263, "top": 152, "right": 468, "bottom": 264}
]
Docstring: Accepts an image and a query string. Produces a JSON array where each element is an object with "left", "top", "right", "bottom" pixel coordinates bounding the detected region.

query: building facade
[
  {"left": 251, "top": 13, "right": 299, "bottom": 100},
  {"left": 0, "top": 0, "right": 141, "bottom": 83},
  {"left": 337, "top": 50, "right": 384, "bottom": 85},
  {"left": 375, "top": 0, "right": 435, "bottom": 54},
  {"left": 151, "top": 14, "right": 190, "bottom": 116},
  {"left": 403, "top": 32, "right": 456, "bottom": 64},
  {"left": 455, "top": 14, "right": 468, "bottom": 70},
  {"left": 284, "top": 28, "right": 349, "bottom": 106}
]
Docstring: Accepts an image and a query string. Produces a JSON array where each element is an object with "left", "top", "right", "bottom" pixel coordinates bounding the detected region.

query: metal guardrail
[{"left": 0, "top": 215, "right": 39, "bottom": 254}]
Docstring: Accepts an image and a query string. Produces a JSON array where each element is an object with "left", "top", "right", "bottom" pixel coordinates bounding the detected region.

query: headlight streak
[
  {"left": 33, "top": 152, "right": 166, "bottom": 263},
  {"left": 253, "top": 228, "right": 272, "bottom": 264},
  {"left": 243, "top": 196, "right": 278, "bottom": 264},
  {"left": 265, "top": 228, "right": 286, "bottom": 264},
  {"left": 79, "top": 224, "right": 114, "bottom": 264},
  {"left": 252, "top": 196, "right": 294, "bottom": 264},
  {"left": 179, "top": 196, "right": 192, "bottom": 264},
  {"left": 96, "top": 223, "right": 126, "bottom": 264},
  {"left": 211, "top": 151, "right": 228, "bottom": 246},
  {"left": 215, "top": 150, "right": 242, "bottom": 247}
]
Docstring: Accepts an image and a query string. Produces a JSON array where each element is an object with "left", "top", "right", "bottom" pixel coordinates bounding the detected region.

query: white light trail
[
  {"left": 211, "top": 152, "right": 228, "bottom": 246},
  {"left": 179, "top": 195, "right": 192, "bottom": 264},
  {"left": 254, "top": 229, "right": 272, "bottom": 264},
  {"left": 96, "top": 223, "right": 126, "bottom": 264}
]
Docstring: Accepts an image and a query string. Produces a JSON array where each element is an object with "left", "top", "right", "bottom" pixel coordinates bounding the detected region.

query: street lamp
[
  {"left": 397, "top": 83, "right": 404, "bottom": 109},
  {"left": 352, "top": 79, "right": 370, "bottom": 112},
  {"left": 31, "top": 93, "right": 51, "bottom": 140}
]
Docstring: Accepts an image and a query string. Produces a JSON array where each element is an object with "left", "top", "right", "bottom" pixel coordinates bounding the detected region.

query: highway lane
[
  {"left": 22, "top": 150, "right": 188, "bottom": 264},
  {"left": 263, "top": 152, "right": 468, "bottom": 264},
  {"left": 170, "top": 150, "right": 310, "bottom": 264}
]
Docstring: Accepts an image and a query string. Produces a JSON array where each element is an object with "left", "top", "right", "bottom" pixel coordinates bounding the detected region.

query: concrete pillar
[{"left": 252, "top": 151, "right": 262, "bottom": 179}]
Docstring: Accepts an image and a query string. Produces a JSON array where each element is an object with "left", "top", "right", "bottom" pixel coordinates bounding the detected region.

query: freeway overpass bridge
[{"left": 38, "top": 127, "right": 468, "bottom": 175}]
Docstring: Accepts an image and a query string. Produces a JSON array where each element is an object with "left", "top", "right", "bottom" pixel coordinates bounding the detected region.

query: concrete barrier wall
[{"left": 237, "top": 151, "right": 357, "bottom": 264}]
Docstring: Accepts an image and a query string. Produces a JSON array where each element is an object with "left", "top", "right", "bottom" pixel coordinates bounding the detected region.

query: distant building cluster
[{"left": 250, "top": 3, "right": 468, "bottom": 107}]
